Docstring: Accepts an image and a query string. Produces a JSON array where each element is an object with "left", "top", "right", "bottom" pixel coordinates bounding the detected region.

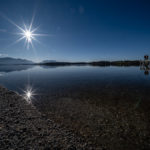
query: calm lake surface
[
  {"left": 0, "top": 65, "right": 150, "bottom": 148},
  {"left": 1, "top": 65, "right": 150, "bottom": 93}
]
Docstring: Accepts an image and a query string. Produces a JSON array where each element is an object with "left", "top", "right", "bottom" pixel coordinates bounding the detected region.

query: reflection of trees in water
[
  {"left": 140, "top": 55, "right": 150, "bottom": 75},
  {"left": 140, "top": 65, "right": 150, "bottom": 76},
  {"left": 144, "top": 70, "right": 149, "bottom": 75},
  {"left": 142, "top": 67, "right": 150, "bottom": 76}
]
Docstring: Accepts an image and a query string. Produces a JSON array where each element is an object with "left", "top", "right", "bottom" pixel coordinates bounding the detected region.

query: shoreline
[
  {"left": 0, "top": 60, "right": 142, "bottom": 66},
  {"left": 0, "top": 86, "right": 90, "bottom": 149},
  {"left": 37, "top": 60, "right": 141, "bottom": 67}
]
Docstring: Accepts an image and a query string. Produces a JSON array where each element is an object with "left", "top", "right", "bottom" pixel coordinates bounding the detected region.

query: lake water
[
  {"left": 1, "top": 65, "right": 150, "bottom": 93},
  {"left": 0, "top": 65, "right": 150, "bottom": 148}
]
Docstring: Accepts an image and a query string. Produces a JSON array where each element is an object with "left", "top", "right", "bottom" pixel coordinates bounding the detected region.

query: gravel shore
[
  {"left": 1, "top": 85, "right": 150, "bottom": 150},
  {"left": 0, "top": 86, "right": 91, "bottom": 149}
]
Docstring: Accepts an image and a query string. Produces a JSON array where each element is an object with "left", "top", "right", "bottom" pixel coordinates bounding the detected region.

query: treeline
[
  {"left": 40, "top": 60, "right": 140, "bottom": 67},
  {"left": 90, "top": 60, "right": 140, "bottom": 66}
]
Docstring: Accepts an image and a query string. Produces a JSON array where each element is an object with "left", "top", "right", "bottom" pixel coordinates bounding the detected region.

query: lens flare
[
  {"left": 0, "top": 13, "right": 48, "bottom": 49},
  {"left": 22, "top": 85, "right": 36, "bottom": 103}
]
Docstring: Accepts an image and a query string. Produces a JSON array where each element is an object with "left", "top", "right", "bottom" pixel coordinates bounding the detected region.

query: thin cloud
[
  {"left": 0, "top": 29, "right": 7, "bottom": 32},
  {"left": 0, "top": 53, "right": 8, "bottom": 57}
]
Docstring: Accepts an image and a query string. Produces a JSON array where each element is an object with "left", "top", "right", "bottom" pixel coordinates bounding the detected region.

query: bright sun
[{"left": 24, "top": 30, "right": 32, "bottom": 42}]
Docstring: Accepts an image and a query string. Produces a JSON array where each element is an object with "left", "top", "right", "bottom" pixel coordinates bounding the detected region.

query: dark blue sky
[{"left": 0, "top": 0, "right": 150, "bottom": 62}]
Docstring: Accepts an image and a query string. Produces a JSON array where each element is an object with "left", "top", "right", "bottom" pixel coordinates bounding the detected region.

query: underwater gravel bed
[{"left": 0, "top": 86, "right": 92, "bottom": 150}]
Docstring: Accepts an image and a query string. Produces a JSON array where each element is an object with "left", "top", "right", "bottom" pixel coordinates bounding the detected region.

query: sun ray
[
  {"left": 13, "top": 36, "right": 26, "bottom": 44},
  {"left": 23, "top": 22, "right": 27, "bottom": 31},
  {"left": 0, "top": 13, "right": 24, "bottom": 32},
  {"left": 32, "top": 33, "right": 52, "bottom": 36},
  {"left": 29, "top": 10, "right": 36, "bottom": 31},
  {"left": 31, "top": 26, "right": 39, "bottom": 33}
]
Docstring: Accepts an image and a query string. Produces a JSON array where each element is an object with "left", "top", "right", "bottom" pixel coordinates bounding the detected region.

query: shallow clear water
[{"left": 0, "top": 65, "right": 150, "bottom": 147}]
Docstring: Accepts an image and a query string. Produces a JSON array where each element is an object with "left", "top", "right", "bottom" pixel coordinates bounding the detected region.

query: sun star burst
[
  {"left": 0, "top": 13, "right": 48, "bottom": 49},
  {"left": 18, "top": 24, "right": 39, "bottom": 49},
  {"left": 22, "top": 85, "right": 36, "bottom": 103}
]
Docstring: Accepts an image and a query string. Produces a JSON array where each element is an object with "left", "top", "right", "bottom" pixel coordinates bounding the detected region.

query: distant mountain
[
  {"left": 0, "top": 57, "right": 33, "bottom": 65},
  {"left": 41, "top": 60, "right": 57, "bottom": 63},
  {"left": 0, "top": 57, "right": 141, "bottom": 66}
]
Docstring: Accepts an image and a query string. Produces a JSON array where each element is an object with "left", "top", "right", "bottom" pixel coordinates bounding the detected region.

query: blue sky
[{"left": 0, "top": 0, "right": 150, "bottom": 62}]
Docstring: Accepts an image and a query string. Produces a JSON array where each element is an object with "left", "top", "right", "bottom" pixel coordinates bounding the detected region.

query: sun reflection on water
[{"left": 22, "top": 85, "right": 36, "bottom": 103}]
